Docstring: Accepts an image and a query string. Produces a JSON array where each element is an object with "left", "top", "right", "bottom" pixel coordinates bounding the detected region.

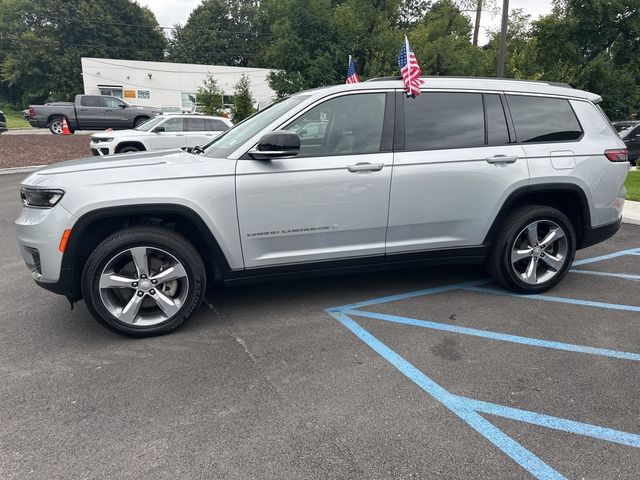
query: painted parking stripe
[
  {"left": 571, "top": 269, "right": 640, "bottom": 281},
  {"left": 333, "top": 311, "right": 566, "bottom": 480},
  {"left": 572, "top": 247, "right": 640, "bottom": 266},
  {"left": 463, "top": 286, "right": 640, "bottom": 312},
  {"left": 345, "top": 309, "right": 640, "bottom": 361},
  {"left": 327, "top": 246, "right": 640, "bottom": 478},
  {"left": 463, "top": 397, "right": 640, "bottom": 448}
]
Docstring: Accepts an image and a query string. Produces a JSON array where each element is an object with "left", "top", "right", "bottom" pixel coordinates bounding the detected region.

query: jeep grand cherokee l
[{"left": 15, "top": 77, "right": 629, "bottom": 336}]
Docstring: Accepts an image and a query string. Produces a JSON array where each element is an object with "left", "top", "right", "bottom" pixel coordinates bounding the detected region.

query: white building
[{"left": 81, "top": 57, "right": 275, "bottom": 110}]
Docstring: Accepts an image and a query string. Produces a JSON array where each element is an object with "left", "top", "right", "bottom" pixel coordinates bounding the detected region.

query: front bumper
[
  {"left": 90, "top": 140, "right": 115, "bottom": 156},
  {"left": 15, "top": 203, "right": 77, "bottom": 291}
]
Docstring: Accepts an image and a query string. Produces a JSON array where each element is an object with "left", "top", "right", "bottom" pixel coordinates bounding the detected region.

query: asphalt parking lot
[{"left": 1, "top": 172, "right": 639, "bottom": 479}]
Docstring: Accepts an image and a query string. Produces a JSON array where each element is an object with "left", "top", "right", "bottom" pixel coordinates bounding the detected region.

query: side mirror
[
  {"left": 249, "top": 131, "right": 300, "bottom": 160},
  {"left": 153, "top": 126, "right": 165, "bottom": 133},
  {"left": 118, "top": 102, "right": 127, "bottom": 108}
]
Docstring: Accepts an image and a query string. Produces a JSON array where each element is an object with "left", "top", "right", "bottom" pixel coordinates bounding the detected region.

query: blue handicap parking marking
[{"left": 326, "top": 247, "right": 640, "bottom": 479}]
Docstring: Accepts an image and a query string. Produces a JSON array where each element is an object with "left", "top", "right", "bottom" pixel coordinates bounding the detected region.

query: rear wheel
[
  {"left": 81, "top": 226, "right": 206, "bottom": 337},
  {"left": 488, "top": 205, "right": 576, "bottom": 293},
  {"left": 48, "top": 116, "right": 65, "bottom": 135},
  {"left": 134, "top": 117, "right": 149, "bottom": 128}
]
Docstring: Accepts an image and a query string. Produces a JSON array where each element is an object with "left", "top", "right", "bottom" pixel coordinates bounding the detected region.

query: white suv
[
  {"left": 90, "top": 114, "right": 232, "bottom": 156},
  {"left": 16, "top": 77, "right": 628, "bottom": 336}
]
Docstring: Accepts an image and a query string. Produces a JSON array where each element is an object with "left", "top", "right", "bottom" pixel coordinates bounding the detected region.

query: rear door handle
[
  {"left": 486, "top": 155, "right": 518, "bottom": 164},
  {"left": 347, "top": 162, "right": 384, "bottom": 173}
]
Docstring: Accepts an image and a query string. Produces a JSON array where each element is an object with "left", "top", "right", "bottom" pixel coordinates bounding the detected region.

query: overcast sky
[{"left": 138, "top": 0, "right": 554, "bottom": 45}]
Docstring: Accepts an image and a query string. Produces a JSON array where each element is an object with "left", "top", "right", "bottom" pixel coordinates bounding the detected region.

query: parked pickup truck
[{"left": 24, "top": 95, "right": 161, "bottom": 135}]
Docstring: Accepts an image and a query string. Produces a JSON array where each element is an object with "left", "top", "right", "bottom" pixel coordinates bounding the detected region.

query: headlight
[
  {"left": 20, "top": 188, "right": 65, "bottom": 208},
  {"left": 92, "top": 137, "right": 114, "bottom": 143}
]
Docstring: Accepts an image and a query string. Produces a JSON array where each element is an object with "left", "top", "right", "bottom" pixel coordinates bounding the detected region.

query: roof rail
[{"left": 364, "top": 75, "right": 573, "bottom": 89}]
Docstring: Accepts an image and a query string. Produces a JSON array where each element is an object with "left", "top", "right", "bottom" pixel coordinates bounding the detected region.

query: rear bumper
[{"left": 579, "top": 217, "right": 621, "bottom": 249}]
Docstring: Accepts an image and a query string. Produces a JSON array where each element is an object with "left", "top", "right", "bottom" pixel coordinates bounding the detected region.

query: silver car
[{"left": 15, "top": 77, "right": 629, "bottom": 336}]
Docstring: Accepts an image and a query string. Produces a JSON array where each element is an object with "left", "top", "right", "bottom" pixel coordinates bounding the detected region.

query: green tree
[
  {"left": 232, "top": 74, "right": 256, "bottom": 122},
  {"left": 0, "top": 0, "right": 167, "bottom": 106},
  {"left": 531, "top": 0, "right": 640, "bottom": 119},
  {"left": 197, "top": 75, "right": 224, "bottom": 116},
  {"left": 167, "top": 0, "right": 267, "bottom": 67}
]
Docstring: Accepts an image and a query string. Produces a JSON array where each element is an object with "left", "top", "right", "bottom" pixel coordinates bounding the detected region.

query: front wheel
[
  {"left": 487, "top": 205, "right": 576, "bottom": 293},
  {"left": 81, "top": 226, "right": 206, "bottom": 337}
]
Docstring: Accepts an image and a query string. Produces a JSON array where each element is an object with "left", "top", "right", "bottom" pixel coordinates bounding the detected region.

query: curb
[{"left": 0, "top": 165, "right": 47, "bottom": 176}]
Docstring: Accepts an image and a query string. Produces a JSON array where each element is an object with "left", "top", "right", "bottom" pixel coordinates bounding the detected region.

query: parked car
[
  {"left": 161, "top": 106, "right": 182, "bottom": 115},
  {"left": 24, "top": 95, "right": 162, "bottom": 135},
  {"left": 16, "top": 77, "right": 628, "bottom": 337},
  {"left": 613, "top": 120, "right": 640, "bottom": 164},
  {"left": 90, "top": 114, "right": 233, "bottom": 156},
  {"left": 0, "top": 110, "right": 7, "bottom": 133}
]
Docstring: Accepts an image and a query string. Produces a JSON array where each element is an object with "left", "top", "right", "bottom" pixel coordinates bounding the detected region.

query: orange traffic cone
[{"left": 61, "top": 117, "right": 71, "bottom": 135}]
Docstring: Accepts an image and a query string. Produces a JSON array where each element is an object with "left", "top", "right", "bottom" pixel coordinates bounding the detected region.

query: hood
[
  {"left": 21, "top": 149, "right": 205, "bottom": 186},
  {"left": 92, "top": 128, "right": 150, "bottom": 139}
]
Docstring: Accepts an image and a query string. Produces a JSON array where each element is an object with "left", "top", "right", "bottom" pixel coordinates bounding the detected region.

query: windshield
[
  {"left": 135, "top": 116, "right": 164, "bottom": 131},
  {"left": 203, "top": 95, "right": 310, "bottom": 158}
]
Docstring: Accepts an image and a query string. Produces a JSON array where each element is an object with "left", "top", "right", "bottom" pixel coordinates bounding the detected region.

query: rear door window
[
  {"left": 80, "top": 96, "right": 102, "bottom": 107},
  {"left": 186, "top": 118, "right": 206, "bottom": 131},
  {"left": 506, "top": 95, "right": 583, "bottom": 143},
  {"left": 205, "top": 119, "right": 230, "bottom": 131},
  {"left": 403, "top": 93, "right": 485, "bottom": 150}
]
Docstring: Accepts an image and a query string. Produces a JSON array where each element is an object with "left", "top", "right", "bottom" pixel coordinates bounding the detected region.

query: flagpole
[{"left": 404, "top": 35, "right": 411, "bottom": 84}]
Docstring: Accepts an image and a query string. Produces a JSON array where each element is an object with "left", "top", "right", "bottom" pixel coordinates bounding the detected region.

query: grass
[
  {"left": 0, "top": 104, "right": 31, "bottom": 129},
  {"left": 625, "top": 170, "right": 640, "bottom": 201}
]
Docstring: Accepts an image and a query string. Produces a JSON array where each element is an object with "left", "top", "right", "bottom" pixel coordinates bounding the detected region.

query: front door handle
[
  {"left": 486, "top": 155, "right": 518, "bottom": 164},
  {"left": 347, "top": 162, "right": 384, "bottom": 173}
]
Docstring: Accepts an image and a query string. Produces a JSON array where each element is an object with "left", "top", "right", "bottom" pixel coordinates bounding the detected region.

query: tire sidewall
[
  {"left": 49, "top": 117, "right": 63, "bottom": 135},
  {"left": 82, "top": 229, "right": 205, "bottom": 337},
  {"left": 500, "top": 208, "right": 576, "bottom": 293}
]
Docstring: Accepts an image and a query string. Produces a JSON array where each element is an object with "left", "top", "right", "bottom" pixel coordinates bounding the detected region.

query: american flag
[
  {"left": 345, "top": 55, "right": 361, "bottom": 84},
  {"left": 398, "top": 35, "right": 423, "bottom": 96}
]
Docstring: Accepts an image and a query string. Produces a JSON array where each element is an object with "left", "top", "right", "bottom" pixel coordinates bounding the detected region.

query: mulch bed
[{"left": 0, "top": 134, "right": 92, "bottom": 169}]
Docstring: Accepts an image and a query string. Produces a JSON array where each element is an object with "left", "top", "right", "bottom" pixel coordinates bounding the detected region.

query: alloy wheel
[
  {"left": 510, "top": 220, "right": 569, "bottom": 285},
  {"left": 98, "top": 246, "right": 189, "bottom": 326}
]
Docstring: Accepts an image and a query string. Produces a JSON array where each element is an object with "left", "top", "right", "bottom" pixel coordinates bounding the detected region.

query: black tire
[
  {"left": 118, "top": 146, "right": 141, "bottom": 153},
  {"left": 81, "top": 226, "right": 206, "bottom": 337},
  {"left": 134, "top": 117, "right": 149, "bottom": 128},
  {"left": 48, "top": 115, "right": 65, "bottom": 135},
  {"left": 487, "top": 205, "right": 576, "bottom": 293}
]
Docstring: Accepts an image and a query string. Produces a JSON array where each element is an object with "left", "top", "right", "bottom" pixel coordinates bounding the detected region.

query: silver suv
[{"left": 15, "top": 77, "right": 629, "bottom": 336}]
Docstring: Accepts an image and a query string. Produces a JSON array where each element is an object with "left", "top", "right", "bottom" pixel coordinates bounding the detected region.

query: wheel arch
[
  {"left": 133, "top": 115, "right": 150, "bottom": 127},
  {"left": 114, "top": 141, "right": 146, "bottom": 153},
  {"left": 62, "top": 204, "right": 231, "bottom": 300},
  {"left": 484, "top": 184, "right": 591, "bottom": 249}
]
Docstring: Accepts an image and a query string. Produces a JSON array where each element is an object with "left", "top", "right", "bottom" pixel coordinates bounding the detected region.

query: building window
[
  {"left": 98, "top": 86, "right": 123, "bottom": 98},
  {"left": 182, "top": 92, "right": 197, "bottom": 109}
]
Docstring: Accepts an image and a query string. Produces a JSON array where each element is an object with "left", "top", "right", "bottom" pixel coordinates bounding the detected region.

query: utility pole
[
  {"left": 497, "top": 0, "right": 509, "bottom": 77},
  {"left": 472, "top": 0, "right": 483, "bottom": 47}
]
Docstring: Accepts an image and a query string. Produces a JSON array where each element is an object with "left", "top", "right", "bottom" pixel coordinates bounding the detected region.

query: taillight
[
  {"left": 604, "top": 149, "right": 629, "bottom": 162},
  {"left": 28, "top": 107, "right": 35, "bottom": 117}
]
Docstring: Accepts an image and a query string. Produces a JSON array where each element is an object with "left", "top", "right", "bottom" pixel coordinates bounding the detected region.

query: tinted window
[
  {"left": 205, "top": 119, "right": 229, "bottom": 131},
  {"left": 485, "top": 94, "right": 510, "bottom": 145},
  {"left": 80, "top": 96, "right": 101, "bottom": 107},
  {"left": 284, "top": 93, "right": 386, "bottom": 157},
  {"left": 404, "top": 93, "right": 485, "bottom": 150},
  {"left": 187, "top": 118, "right": 206, "bottom": 131},
  {"left": 161, "top": 118, "right": 185, "bottom": 132},
  {"left": 102, "top": 97, "right": 122, "bottom": 108},
  {"left": 507, "top": 95, "right": 582, "bottom": 143}
]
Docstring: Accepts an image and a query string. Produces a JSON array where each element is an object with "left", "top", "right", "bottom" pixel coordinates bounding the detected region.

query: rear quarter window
[{"left": 506, "top": 95, "right": 582, "bottom": 143}]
